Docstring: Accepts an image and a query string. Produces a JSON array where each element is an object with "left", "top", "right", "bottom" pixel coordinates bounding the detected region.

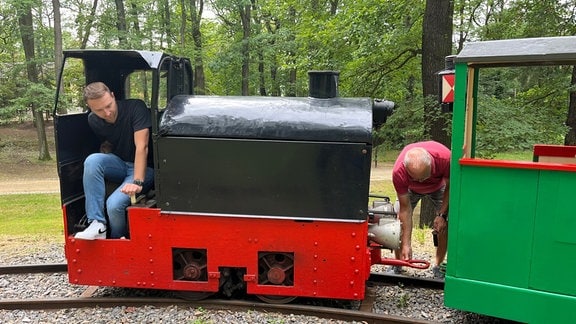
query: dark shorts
[{"left": 408, "top": 185, "right": 445, "bottom": 213}]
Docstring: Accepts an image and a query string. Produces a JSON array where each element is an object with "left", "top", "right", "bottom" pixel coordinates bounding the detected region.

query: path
[{"left": 0, "top": 179, "right": 60, "bottom": 195}]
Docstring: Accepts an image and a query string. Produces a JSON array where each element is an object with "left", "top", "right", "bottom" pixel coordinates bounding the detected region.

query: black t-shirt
[{"left": 88, "top": 99, "right": 153, "bottom": 167}]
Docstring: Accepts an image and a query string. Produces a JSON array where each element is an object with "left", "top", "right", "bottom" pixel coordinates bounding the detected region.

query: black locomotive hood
[{"left": 159, "top": 95, "right": 373, "bottom": 144}]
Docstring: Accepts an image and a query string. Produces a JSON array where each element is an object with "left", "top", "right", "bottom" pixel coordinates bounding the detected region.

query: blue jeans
[{"left": 83, "top": 153, "right": 154, "bottom": 238}]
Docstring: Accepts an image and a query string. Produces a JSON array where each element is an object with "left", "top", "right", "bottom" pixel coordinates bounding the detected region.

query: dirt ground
[
  {"left": 0, "top": 122, "right": 393, "bottom": 194},
  {"left": 0, "top": 122, "right": 59, "bottom": 194}
]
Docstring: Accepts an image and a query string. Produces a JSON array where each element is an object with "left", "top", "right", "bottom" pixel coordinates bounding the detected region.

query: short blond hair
[{"left": 83, "top": 82, "right": 111, "bottom": 101}]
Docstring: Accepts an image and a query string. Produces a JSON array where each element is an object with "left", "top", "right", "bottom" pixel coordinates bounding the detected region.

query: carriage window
[
  {"left": 55, "top": 58, "right": 86, "bottom": 115},
  {"left": 471, "top": 65, "right": 571, "bottom": 161}
]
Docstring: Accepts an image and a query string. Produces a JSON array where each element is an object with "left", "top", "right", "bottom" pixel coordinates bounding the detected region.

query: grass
[
  {"left": 369, "top": 180, "right": 396, "bottom": 199},
  {"left": 493, "top": 150, "right": 532, "bottom": 161},
  {"left": 373, "top": 146, "right": 400, "bottom": 164},
  {"left": 0, "top": 193, "right": 63, "bottom": 237}
]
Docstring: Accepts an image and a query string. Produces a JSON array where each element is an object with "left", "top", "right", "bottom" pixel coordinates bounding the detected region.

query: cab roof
[{"left": 63, "top": 49, "right": 167, "bottom": 70}]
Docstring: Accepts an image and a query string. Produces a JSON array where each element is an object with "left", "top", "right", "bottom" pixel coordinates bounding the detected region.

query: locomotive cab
[{"left": 53, "top": 50, "right": 193, "bottom": 237}]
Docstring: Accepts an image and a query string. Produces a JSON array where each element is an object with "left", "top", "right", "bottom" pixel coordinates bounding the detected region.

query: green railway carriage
[{"left": 444, "top": 36, "right": 576, "bottom": 323}]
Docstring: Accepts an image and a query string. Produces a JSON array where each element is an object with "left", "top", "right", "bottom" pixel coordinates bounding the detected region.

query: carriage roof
[{"left": 454, "top": 36, "right": 576, "bottom": 66}]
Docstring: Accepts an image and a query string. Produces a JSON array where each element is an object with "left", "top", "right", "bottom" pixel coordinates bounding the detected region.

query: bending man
[{"left": 392, "top": 140, "right": 450, "bottom": 277}]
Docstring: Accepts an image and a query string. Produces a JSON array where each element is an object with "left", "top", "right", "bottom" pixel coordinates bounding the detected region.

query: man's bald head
[{"left": 404, "top": 147, "right": 431, "bottom": 182}]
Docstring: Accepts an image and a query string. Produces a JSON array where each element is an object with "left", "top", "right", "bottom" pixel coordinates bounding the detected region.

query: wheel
[
  {"left": 173, "top": 249, "right": 207, "bottom": 281},
  {"left": 258, "top": 252, "right": 294, "bottom": 285}
]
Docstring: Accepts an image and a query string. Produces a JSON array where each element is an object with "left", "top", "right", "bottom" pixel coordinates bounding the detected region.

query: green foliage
[
  {"left": 475, "top": 97, "right": 539, "bottom": 157},
  {"left": 375, "top": 97, "right": 426, "bottom": 150},
  {"left": 0, "top": 0, "right": 575, "bottom": 152},
  {"left": 474, "top": 66, "right": 569, "bottom": 157},
  {"left": 2, "top": 82, "right": 54, "bottom": 124},
  {"left": 397, "top": 292, "right": 410, "bottom": 308}
]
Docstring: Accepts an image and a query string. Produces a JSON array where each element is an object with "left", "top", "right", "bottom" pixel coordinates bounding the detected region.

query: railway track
[
  {"left": 0, "top": 263, "right": 442, "bottom": 323},
  {"left": 0, "top": 263, "right": 444, "bottom": 289},
  {"left": 0, "top": 296, "right": 431, "bottom": 323},
  {"left": 0, "top": 263, "right": 67, "bottom": 274}
]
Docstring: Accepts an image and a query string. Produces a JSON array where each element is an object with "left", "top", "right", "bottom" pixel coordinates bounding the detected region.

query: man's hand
[
  {"left": 100, "top": 141, "right": 113, "bottom": 153},
  {"left": 120, "top": 183, "right": 142, "bottom": 197},
  {"left": 433, "top": 216, "right": 447, "bottom": 234},
  {"left": 401, "top": 242, "right": 412, "bottom": 260}
]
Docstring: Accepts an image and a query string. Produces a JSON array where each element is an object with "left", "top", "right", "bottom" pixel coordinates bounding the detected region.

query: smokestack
[{"left": 308, "top": 70, "right": 339, "bottom": 99}]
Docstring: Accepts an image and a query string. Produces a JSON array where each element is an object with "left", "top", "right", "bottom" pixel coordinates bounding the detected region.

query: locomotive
[{"left": 53, "top": 49, "right": 425, "bottom": 303}]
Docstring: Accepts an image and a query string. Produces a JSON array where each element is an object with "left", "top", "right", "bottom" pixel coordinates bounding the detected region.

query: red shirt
[{"left": 392, "top": 141, "right": 451, "bottom": 195}]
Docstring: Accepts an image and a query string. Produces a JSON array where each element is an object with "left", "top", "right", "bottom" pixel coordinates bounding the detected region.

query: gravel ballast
[{"left": 0, "top": 241, "right": 516, "bottom": 323}]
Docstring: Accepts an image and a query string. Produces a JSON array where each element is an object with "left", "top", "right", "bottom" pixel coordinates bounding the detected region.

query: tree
[
  {"left": 15, "top": 0, "right": 51, "bottom": 161},
  {"left": 114, "top": 0, "right": 128, "bottom": 47},
  {"left": 80, "top": 0, "right": 99, "bottom": 49},
  {"left": 190, "top": 0, "right": 206, "bottom": 94},
  {"left": 419, "top": 0, "right": 453, "bottom": 227},
  {"left": 238, "top": 1, "right": 251, "bottom": 95},
  {"left": 566, "top": 69, "right": 576, "bottom": 145}
]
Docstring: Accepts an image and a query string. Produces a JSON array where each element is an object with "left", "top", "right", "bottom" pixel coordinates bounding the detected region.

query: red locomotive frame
[{"left": 64, "top": 206, "right": 372, "bottom": 300}]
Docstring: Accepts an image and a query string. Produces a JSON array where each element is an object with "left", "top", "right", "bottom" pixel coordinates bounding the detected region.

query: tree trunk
[
  {"left": 17, "top": 3, "right": 51, "bottom": 161},
  {"left": 80, "top": 0, "right": 99, "bottom": 49},
  {"left": 190, "top": 0, "right": 206, "bottom": 94},
  {"left": 163, "top": 0, "right": 173, "bottom": 48},
  {"left": 128, "top": 2, "right": 142, "bottom": 48},
  {"left": 565, "top": 66, "right": 576, "bottom": 145},
  {"left": 419, "top": 0, "right": 453, "bottom": 228},
  {"left": 239, "top": 4, "right": 251, "bottom": 95},
  {"left": 258, "top": 53, "right": 266, "bottom": 96},
  {"left": 114, "top": 0, "right": 128, "bottom": 48},
  {"left": 286, "top": 6, "right": 296, "bottom": 97},
  {"left": 264, "top": 17, "right": 279, "bottom": 96},
  {"left": 251, "top": 1, "right": 265, "bottom": 96}
]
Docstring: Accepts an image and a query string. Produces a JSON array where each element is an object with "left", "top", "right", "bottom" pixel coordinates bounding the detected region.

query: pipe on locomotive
[
  {"left": 367, "top": 199, "right": 401, "bottom": 250},
  {"left": 308, "top": 70, "right": 395, "bottom": 129}
]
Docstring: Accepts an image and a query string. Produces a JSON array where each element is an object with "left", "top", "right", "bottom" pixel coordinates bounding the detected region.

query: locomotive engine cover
[{"left": 156, "top": 95, "right": 373, "bottom": 220}]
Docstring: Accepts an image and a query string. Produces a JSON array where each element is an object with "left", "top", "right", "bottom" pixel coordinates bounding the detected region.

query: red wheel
[
  {"left": 258, "top": 252, "right": 294, "bottom": 286},
  {"left": 173, "top": 249, "right": 207, "bottom": 281}
]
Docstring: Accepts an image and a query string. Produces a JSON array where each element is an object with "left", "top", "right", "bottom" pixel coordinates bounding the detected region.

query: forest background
[{"left": 2, "top": 0, "right": 576, "bottom": 226}]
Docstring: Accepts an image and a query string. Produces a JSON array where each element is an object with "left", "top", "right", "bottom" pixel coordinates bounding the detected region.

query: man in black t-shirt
[{"left": 75, "top": 82, "right": 154, "bottom": 240}]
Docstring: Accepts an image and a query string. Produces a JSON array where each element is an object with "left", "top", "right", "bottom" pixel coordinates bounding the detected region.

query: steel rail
[
  {"left": 0, "top": 296, "right": 433, "bottom": 324},
  {"left": 0, "top": 263, "right": 67, "bottom": 275},
  {"left": 369, "top": 272, "right": 445, "bottom": 290}
]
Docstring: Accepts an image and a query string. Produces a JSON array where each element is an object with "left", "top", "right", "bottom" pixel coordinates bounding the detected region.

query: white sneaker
[{"left": 74, "top": 220, "right": 107, "bottom": 240}]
